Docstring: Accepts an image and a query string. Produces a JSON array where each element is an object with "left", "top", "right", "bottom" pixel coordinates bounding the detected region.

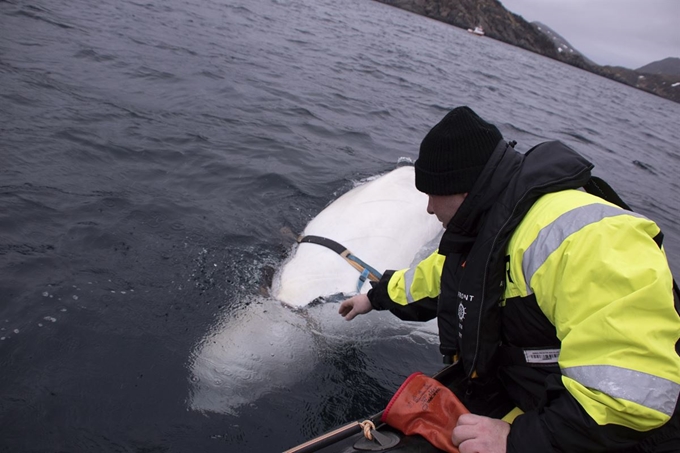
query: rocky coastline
[{"left": 373, "top": 0, "right": 680, "bottom": 104}]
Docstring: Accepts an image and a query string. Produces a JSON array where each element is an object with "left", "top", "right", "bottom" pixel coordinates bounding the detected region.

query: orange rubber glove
[{"left": 381, "top": 372, "right": 469, "bottom": 453}]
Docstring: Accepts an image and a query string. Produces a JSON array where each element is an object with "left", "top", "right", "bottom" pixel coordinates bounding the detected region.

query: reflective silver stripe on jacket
[
  {"left": 403, "top": 233, "right": 442, "bottom": 304},
  {"left": 522, "top": 204, "right": 647, "bottom": 294},
  {"left": 563, "top": 365, "right": 680, "bottom": 416},
  {"left": 404, "top": 266, "right": 417, "bottom": 303}
]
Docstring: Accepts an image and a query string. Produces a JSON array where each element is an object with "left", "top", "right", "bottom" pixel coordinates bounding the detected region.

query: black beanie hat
[{"left": 415, "top": 106, "right": 503, "bottom": 195}]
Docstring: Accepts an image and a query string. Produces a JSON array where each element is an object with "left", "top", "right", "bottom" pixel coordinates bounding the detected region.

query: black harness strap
[
  {"left": 297, "top": 235, "right": 382, "bottom": 284},
  {"left": 298, "top": 235, "right": 347, "bottom": 255}
]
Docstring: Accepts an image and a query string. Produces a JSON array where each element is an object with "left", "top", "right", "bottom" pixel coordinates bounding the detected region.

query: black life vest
[{"left": 436, "top": 140, "right": 593, "bottom": 379}]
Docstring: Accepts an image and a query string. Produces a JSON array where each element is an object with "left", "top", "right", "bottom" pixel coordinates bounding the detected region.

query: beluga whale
[{"left": 187, "top": 165, "right": 443, "bottom": 415}]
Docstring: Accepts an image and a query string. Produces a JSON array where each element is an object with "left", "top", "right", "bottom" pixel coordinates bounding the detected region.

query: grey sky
[{"left": 499, "top": 0, "right": 680, "bottom": 69}]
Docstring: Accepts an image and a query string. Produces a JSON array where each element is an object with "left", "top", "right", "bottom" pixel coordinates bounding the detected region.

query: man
[{"left": 339, "top": 107, "right": 680, "bottom": 452}]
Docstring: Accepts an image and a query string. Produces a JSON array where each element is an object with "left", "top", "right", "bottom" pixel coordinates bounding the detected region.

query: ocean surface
[{"left": 1, "top": 0, "right": 679, "bottom": 451}]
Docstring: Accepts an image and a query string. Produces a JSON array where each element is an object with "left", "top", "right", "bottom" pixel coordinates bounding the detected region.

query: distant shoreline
[{"left": 372, "top": 0, "right": 680, "bottom": 104}]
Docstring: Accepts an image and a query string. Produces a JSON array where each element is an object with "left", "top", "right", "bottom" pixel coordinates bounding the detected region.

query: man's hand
[
  {"left": 452, "top": 413, "right": 510, "bottom": 453},
  {"left": 338, "top": 294, "right": 372, "bottom": 320}
]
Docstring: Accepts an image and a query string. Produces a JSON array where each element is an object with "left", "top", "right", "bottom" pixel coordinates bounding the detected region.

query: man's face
[{"left": 427, "top": 193, "right": 468, "bottom": 228}]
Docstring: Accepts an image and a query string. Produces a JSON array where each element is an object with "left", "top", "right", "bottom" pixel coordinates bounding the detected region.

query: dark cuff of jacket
[
  {"left": 366, "top": 270, "right": 396, "bottom": 311},
  {"left": 507, "top": 412, "right": 555, "bottom": 453}
]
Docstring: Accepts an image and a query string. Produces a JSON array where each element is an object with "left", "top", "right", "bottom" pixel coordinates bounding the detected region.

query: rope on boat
[{"left": 359, "top": 420, "right": 376, "bottom": 440}]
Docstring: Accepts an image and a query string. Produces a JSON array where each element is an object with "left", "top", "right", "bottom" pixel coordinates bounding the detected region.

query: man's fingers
[
  {"left": 452, "top": 415, "right": 511, "bottom": 453},
  {"left": 456, "top": 413, "right": 482, "bottom": 425},
  {"left": 343, "top": 309, "right": 357, "bottom": 321},
  {"left": 338, "top": 301, "right": 356, "bottom": 320},
  {"left": 339, "top": 294, "right": 371, "bottom": 321},
  {"left": 451, "top": 424, "right": 476, "bottom": 446},
  {"left": 452, "top": 414, "right": 482, "bottom": 446}
]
